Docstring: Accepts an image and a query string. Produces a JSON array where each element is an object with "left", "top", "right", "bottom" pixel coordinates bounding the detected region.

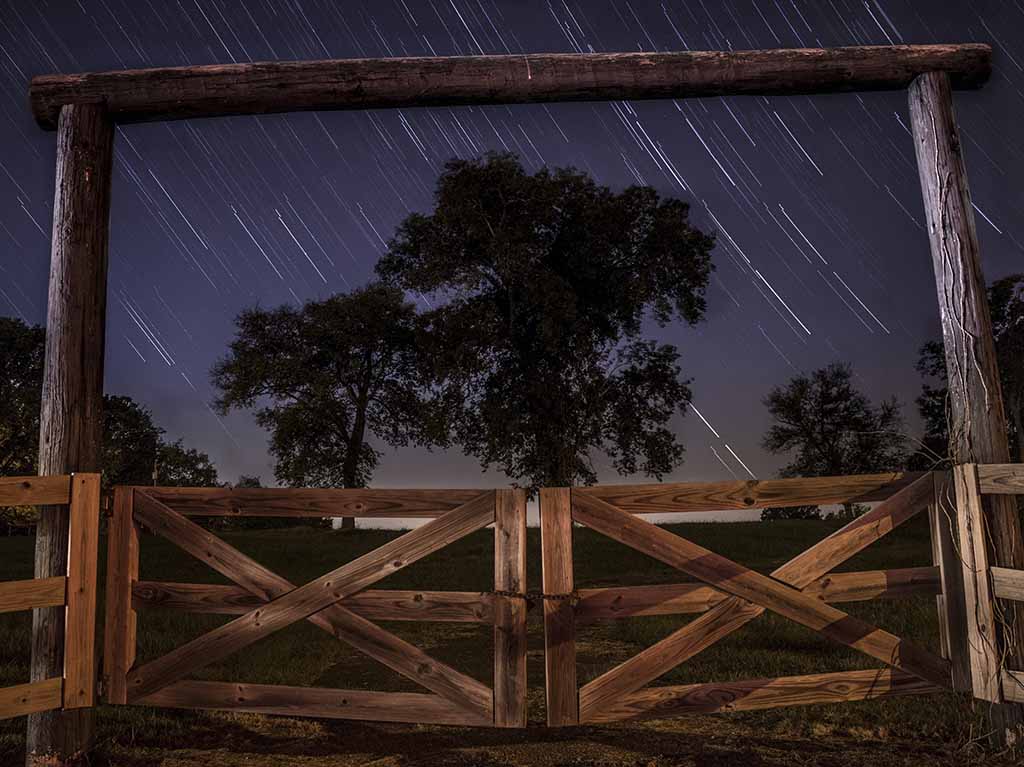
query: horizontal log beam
[
  {"left": 0, "top": 576, "right": 66, "bottom": 614},
  {"left": 0, "top": 475, "right": 71, "bottom": 506},
  {"left": 29, "top": 45, "right": 990, "bottom": 129},
  {"left": 135, "top": 680, "right": 491, "bottom": 726},
  {"left": 132, "top": 581, "right": 495, "bottom": 622},
  {"left": 578, "top": 472, "right": 926, "bottom": 515},
  {"left": 575, "top": 566, "right": 940, "bottom": 621},
  {"left": 977, "top": 464, "right": 1024, "bottom": 495},
  {"left": 134, "top": 486, "right": 484, "bottom": 518},
  {"left": 1003, "top": 669, "right": 1024, "bottom": 703},
  {"left": 583, "top": 668, "right": 938, "bottom": 724}
]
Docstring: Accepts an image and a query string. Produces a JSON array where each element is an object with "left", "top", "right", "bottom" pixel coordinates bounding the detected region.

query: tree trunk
[
  {"left": 28, "top": 104, "right": 113, "bottom": 766},
  {"left": 909, "top": 71, "right": 1024, "bottom": 749}
]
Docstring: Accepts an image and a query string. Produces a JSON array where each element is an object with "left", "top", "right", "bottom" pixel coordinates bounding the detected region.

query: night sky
[{"left": 1, "top": 1, "right": 1022, "bottom": 510}]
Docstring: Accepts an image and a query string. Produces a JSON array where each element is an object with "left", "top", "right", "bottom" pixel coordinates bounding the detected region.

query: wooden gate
[
  {"left": 103, "top": 485, "right": 527, "bottom": 727},
  {"left": 0, "top": 474, "right": 100, "bottom": 720},
  {"left": 539, "top": 472, "right": 952, "bottom": 725}
]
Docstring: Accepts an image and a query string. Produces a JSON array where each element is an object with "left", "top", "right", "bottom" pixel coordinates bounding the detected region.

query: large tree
[
  {"left": 912, "top": 274, "right": 1024, "bottom": 468},
  {"left": 762, "top": 362, "right": 908, "bottom": 520},
  {"left": 377, "top": 153, "right": 715, "bottom": 488},
  {"left": 0, "top": 318, "right": 45, "bottom": 477},
  {"left": 211, "top": 283, "right": 436, "bottom": 528}
]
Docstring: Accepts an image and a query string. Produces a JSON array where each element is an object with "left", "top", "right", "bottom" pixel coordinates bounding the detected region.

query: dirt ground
[{"left": 91, "top": 709, "right": 1018, "bottom": 767}]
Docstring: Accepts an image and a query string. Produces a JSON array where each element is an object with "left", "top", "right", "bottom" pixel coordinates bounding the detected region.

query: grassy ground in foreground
[{"left": 0, "top": 517, "right": 1011, "bottom": 766}]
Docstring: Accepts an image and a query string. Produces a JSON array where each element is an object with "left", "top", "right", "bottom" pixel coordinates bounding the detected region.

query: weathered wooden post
[
  {"left": 29, "top": 103, "right": 113, "bottom": 766},
  {"left": 909, "top": 71, "right": 1024, "bottom": 748}
]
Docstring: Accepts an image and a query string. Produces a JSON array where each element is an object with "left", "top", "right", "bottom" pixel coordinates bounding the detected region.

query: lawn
[{"left": 0, "top": 517, "right": 1007, "bottom": 766}]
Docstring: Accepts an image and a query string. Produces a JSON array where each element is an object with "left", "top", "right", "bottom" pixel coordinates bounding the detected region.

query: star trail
[{"left": 1, "top": 1, "right": 1022, "bottom": 494}]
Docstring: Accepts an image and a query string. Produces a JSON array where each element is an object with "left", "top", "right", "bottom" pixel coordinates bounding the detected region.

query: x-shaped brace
[{"left": 127, "top": 490, "right": 495, "bottom": 719}]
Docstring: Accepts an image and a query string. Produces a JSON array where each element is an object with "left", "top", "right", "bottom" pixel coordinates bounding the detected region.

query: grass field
[{"left": 0, "top": 516, "right": 1011, "bottom": 766}]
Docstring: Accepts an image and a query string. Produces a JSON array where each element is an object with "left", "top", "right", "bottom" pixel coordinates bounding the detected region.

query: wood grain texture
[
  {"left": 578, "top": 473, "right": 936, "bottom": 720},
  {"left": 135, "top": 680, "right": 491, "bottom": 726},
  {"left": 136, "top": 486, "right": 484, "bottom": 517},
  {"left": 63, "top": 473, "right": 100, "bottom": 710},
  {"left": 575, "top": 567, "right": 939, "bottom": 621},
  {"left": 0, "top": 678, "right": 64, "bottom": 721},
  {"left": 584, "top": 669, "right": 938, "bottom": 724},
  {"left": 539, "top": 487, "right": 577, "bottom": 727},
  {"left": 0, "top": 475, "right": 70, "bottom": 506},
  {"left": 578, "top": 472, "right": 923, "bottom": 514},
  {"left": 573, "top": 493, "right": 949, "bottom": 687},
  {"left": 102, "top": 487, "right": 139, "bottom": 704},
  {"left": 930, "top": 472, "right": 972, "bottom": 691},
  {"left": 977, "top": 464, "right": 1024, "bottom": 495},
  {"left": 132, "top": 581, "right": 495, "bottom": 622},
  {"left": 1003, "top": 670, "right": 1024, "bottom": 704},
  {"left": 0, "top": 577, "right": 65, "bottom": 614},
  {"left": 30, "top": 102, "right": 113, "bottom": 763},
  {"left": 954, "top": 464, "right": 1003, "bottom": 702},
  {"left": 30, "top": 45, "right": 990, "bottom": 129},
  {"left": 126, "top": 491, "right": 495, "bottom": 713},
  {"left": 992, "top": 568, "right": 1024, "bottom": 602},
  {"left": 493, "top": 489, "right": 527, "bottom": 728},
  {"left": 910, "top": 72, "right": 1024, "bottom": 741}
]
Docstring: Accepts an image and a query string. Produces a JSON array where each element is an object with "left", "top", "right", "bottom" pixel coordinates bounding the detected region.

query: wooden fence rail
[{"left": 0, "top": 474, "right": 100, "bottom": 720}]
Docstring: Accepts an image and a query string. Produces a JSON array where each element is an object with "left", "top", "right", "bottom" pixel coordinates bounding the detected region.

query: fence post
[
  {"left": 909, "top": 70, "right": 1024, "bottom": 747},
  {"left": 103, "top": 487, "right": 139, "bottom": 704},
  {"left": 493, "top": 488, "right": 527, "bottom": 727},
  {"left": 30, "top": 102, "right": 114, "bottom": 767},
  {"left": 63, "top": 474, "right": 100, "bottom": 710},
  {"left": 540, "top": 487, "right": 577, "bottom": 726},
  {"left": 929, "top": 471, "right": 971, "bottom": 691}
]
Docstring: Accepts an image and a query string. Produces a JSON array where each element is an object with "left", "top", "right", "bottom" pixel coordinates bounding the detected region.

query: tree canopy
[
  {"left": 761, "top": 362, "right": 907, "bottom": 520},
  {"left": 377, "top": 152, "right": 715, "bottom": 488},
  {"left": 211, "top": 282, "right": 438, "bottom": 502}
]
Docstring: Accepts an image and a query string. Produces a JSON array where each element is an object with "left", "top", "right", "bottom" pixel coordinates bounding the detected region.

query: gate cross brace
[
  {"left": 572, "top": 473, "right": 948, "bottom": 721},
  {"left": 127, "top": 490, "right": 495, "bottom": 718}
]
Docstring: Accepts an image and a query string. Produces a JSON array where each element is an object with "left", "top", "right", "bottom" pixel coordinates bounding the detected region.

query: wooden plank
[
  {"left": 540, "top": 487, "right": 577, "bottom": 727},
  {"left": 125, "top": 491, "right": 496, "bottom": 707},
  {"left": 0, "top": 678, "right": 64, "bottom": 721},
  {"left": 493, "top": 489, "right": 527, "bottom": 728},
  {"left": 63, "top": 473, "right": 100, "bottom": 710},
  {"left": 0, "top": 577, "right": 66, "bottom": 614},
  {"left": 136, "top": 680, "right": 491, "bottom": 726},
  {"left": 0, "top": 475, "right": 70, "bottom": 506},
  {"left": 132, "top": 581, "right": 495, "bottom": 622},
  {"left": 137, "top": 486, "right": 484, "bottom": 518},
  {"left": 928, "top": 472, "right": 972, "bottom": 691},
  {"left": 977, "top": 464, "right": 1024, "bottom": 495},
  {"left": 102, "top": 487, "right": 139, "bottom": 704},
  {"left": 30, "top": 45, "right": 991, "bottom": 129},
  {"left": 577, "top": 473, "right": 938, "bottom": 721},
  {"left": 992, "top": 567, "right": 1024, "bottom": 602},
  {"left": 1003, "top": 670, "right": 1024, "bottom": 704},
  {"left": 572, "top": 493, "right": 949, "bottom": 686},
  {"left": 954, "top": 464, "right": 1003, "bottom": 702},
  {"left": 575, "top": 567, "right": 939, "bottom": 621},
  {"left": 584, "top": 669, "right": 938, "bottom": 724},
  {"left": 578, "top": 471, "right": 924, "bottom": 515},
  {"left": 30, "top": 102, "right": 113, "bottom": 762}
]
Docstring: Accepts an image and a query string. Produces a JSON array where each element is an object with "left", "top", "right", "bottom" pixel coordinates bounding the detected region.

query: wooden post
[
  {"left": 102, "top": 487, "right": 138, "bottom": 705},
  {"left": 539, "top": 488, "right": 577, "bottom": 726},
  {"left": 909, "top": 71, "right": 1024, "bottom": 746},
  {"left": 928, "top": 471, "right": 971, "bottom": 691},
  {"left": 493, "top": 489, "right": 527, "bottom": 727},
  {"left": 29, "top": 103, "right": 113, "bottom": 767}
]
